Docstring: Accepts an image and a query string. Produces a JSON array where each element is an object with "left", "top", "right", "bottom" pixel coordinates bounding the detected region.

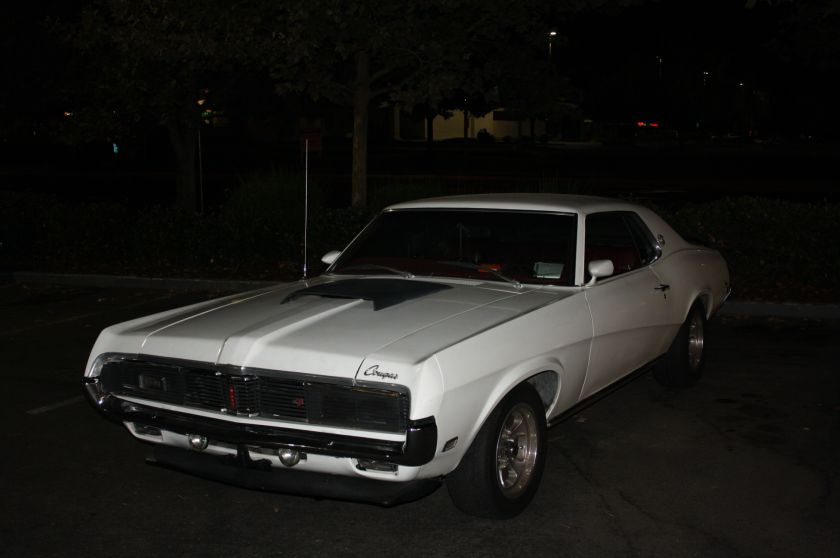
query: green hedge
[
  {"left": 0, "top": 172, "right": 371, "bottom": 280},
  {"left": 664, "top": 197, "right": 840, "bottom": 302},
  {"left": 2, "top": 181, "right": 837, "bottom": 302}
]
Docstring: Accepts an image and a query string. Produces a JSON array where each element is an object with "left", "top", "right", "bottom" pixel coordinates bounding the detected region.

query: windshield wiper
[
  {"left": 436, "top": 261, "right": 522, "bottom": 289},
  {"left": 336, "top": 264, "right": 415, "bottom": 279}
]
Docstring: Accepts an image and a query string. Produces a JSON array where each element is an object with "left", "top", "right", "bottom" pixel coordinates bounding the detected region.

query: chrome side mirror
[
  {"left": 321, "top": 250, "right": 341, "bottom": 266},
  {"left": 586, "top": 259, "right": 614, "bottom": 286}
]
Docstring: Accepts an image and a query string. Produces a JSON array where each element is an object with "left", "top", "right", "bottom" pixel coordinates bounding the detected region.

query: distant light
[
  {"left": 112, "top": 143, "right": 119, "bottom": 154},
  {"left": 649, "top": 122, "right": 659, "bottom": 128},
  {"left": 549, "top": 31, "right": 558, "bottom": 36},
  {"left": 637, "top": 121, "right": 647, "bottom": 127},
  {"left": 63, "top": 111, "right": 73, "bottom": 118},
  {"left": 197, "top": 98, "right": 206, "bottom": 106},
  {"left": 738, "top": 82, "right": 744, "bottom": 87}
]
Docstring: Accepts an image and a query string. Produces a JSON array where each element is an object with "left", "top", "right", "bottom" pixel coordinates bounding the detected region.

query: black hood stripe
[{"left": 282, "top": 279, "right": 452, "bottom": 310}]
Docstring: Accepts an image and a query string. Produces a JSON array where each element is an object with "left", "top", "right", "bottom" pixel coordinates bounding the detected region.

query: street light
[{"left": 548, "top": 30, "right": 557, "bottom": 57}]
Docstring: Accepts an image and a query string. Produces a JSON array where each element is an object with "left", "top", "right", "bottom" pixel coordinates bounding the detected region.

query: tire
[
  {"left": 446, "top": 383, "right": 547, "bottom": 519},
  {"left": 654, "top": 301, "right": 707, "bottom": 387}
]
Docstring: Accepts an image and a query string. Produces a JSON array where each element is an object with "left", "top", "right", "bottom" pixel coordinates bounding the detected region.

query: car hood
[{"left": 97, "top": 277, "right": 569, "bottom": 381}]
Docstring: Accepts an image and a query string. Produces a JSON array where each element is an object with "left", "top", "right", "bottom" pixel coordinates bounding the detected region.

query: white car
[{"left": 84, "top": 194, "right": 729, "bottom": 518}]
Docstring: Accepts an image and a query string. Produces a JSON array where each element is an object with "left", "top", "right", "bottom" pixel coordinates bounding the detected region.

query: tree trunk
[
  {"left": 167, "top": 118, "right": 198, "bottom": 213},
  {"left": 463, "top": 108, "right": 469, "bottom": 139},
  {"left": 351, "top": 50, "right": 370, "bottom": 209},
  {"left": 426, "top": 107, "right": 435, "bottom": 147}
]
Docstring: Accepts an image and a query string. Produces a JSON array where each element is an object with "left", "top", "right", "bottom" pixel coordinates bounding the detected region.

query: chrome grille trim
[{"left": 93, "top": 354, "right": 409, "bottom": 434}]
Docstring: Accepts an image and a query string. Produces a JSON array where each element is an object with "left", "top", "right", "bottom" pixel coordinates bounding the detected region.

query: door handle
[{"left": 654, "top": 284, "right": 670, "bottom": 292}]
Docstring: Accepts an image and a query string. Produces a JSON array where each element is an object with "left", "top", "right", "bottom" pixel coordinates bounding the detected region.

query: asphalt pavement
[{"left": 1, "top": 283, "right": 837, "bottom": 558}]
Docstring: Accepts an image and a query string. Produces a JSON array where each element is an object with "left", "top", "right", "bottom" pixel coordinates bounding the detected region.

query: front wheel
[
  {"left": 654, "top": 301, "right": 707, "bottom": 387},
  {"left": 446, "top": 383, "right": 547, "bottom": 519}
]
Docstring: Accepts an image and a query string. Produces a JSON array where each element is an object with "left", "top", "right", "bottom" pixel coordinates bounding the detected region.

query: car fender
[{"left": 418, "top": 355, "right": 565, "bottom": 478}]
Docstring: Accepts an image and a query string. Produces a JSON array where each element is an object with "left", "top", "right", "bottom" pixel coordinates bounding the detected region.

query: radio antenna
[{"left": 302, "top": 138, "right": 309, "bottom": 279}]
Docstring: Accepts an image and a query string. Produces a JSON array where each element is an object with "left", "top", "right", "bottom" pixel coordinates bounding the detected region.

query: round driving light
[
  {"left": 278, "top": 448, "right": 301, "bottom": 467},
  {"left": 187, "top": 434, "right": 209, "bottom": 450}
]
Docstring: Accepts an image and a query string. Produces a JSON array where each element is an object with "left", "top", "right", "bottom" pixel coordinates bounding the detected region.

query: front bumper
[
  {"left": 85, "top": 388, "right": 438, "bottom": 467},
  {"left": 149, "top": 445, "right": 441, "bottom": 506}
]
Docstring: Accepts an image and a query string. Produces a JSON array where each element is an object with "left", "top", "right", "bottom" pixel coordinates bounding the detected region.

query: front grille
[
  {"left": 260, "top": 378, "right": 307, "bottom": 420},
  {"left": 183, "top": 370, "right": 225, "bottom": 409},
  {"left": 98, "top": 358, "right": 408, "bottom": 433}
]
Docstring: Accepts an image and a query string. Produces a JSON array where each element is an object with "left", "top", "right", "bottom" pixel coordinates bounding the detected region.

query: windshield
[{"left": 331, "top": 209, "right": 577, "bottom": 286}]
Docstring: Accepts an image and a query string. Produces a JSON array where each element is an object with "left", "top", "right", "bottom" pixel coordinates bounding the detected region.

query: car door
[{"left": 579, "top": 211, "right": 672, "bottom": 399}]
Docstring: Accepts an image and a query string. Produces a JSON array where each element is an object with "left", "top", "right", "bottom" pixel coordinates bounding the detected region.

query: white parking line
[
  {"left": 0, "top": 293, "right": 176, "bottom": 337},
  {"left": 26, "top": 396, "right": 85, "bottom": 415}
]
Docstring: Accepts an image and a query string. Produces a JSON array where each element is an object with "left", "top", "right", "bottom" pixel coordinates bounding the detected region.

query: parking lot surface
[{"left": 1, "top": 283, "right": 837, "bottom": 557}]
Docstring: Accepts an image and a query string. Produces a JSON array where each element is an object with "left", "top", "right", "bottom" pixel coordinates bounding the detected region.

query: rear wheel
[
  {"left": 654, "top": 301, "right": 707, "bottom": 387},
  {"left": 446, "top": 384, "right": 547, "bottom": 519}
]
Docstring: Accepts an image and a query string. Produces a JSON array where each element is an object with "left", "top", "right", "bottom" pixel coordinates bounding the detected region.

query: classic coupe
[{"left": 84, "top": 194, "right": 729, "bottom": 518}]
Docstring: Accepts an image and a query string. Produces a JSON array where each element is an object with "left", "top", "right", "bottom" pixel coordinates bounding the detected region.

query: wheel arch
[
  {"left": 476, "top": 362, "right": 563, "bottom": 433},
  {"left": 526, "top": 370, "right": 560, "bottom": 413},
  {"left": 694, "top": 291, "right": 713, "bottom": 319},
  {"left": 447, "top": 362, "right": 561, "bottom": 469}
]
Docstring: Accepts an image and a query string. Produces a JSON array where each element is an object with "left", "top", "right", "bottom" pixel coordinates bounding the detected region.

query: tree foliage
[
  {"left": 248, "top": 0, "right": 546, "bottom": 206},
  {"left": 58, "top": 0, "right": 255, "bottom": 211},
  {"left": 51, "top": 0, "right": 630, "bottom": 209}
]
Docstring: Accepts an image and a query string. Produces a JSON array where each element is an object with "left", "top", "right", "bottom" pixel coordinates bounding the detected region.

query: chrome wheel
[
  {"left": 495, "top": 403, "right": 539, "bottom": 499},
  {"left": 687, "top": 310, "right": 705, "bottom": 371},
  {"left": 447, "top": 384, "right": 547, "bottom": 518},
  {"left": 654, "top": 302, "right": 707, "bottom": 388}
]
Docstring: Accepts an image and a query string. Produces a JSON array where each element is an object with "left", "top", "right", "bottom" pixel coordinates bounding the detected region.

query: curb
[
  {"left": 717, "top": 300, "right": 840, "bottom": 321},
  {"left": 6, "top": 271, "right": 840, "bottom": 321}
]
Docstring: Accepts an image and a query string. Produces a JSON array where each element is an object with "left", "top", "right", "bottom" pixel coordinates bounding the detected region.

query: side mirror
[
  {"left": 586, "top": 259, "right": 614, "bottom": 286},
  {"left": 321, "top": 250, "right": 341, "bottom": 266}
]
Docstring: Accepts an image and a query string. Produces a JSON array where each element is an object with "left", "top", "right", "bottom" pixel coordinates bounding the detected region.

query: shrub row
[
  {"left": 2, "top": 176, "right": 837, "bottom": 302},
  {"left": 663, "top": 197, "right": 840, "bottom": 302},
  {"left": 0, "top": 172, "right": 371, "bottom": 280}
]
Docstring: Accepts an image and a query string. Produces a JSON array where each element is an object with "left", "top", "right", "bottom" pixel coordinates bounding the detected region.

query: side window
[
  {"left": 623, "top": 213, "right": 660, "bottom": 266},
  {"left": 585, "top": 212, "right": 643, "bottom": 278}
]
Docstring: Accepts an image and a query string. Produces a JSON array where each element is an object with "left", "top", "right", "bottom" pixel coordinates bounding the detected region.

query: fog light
[
  {"left": 278, "top": 448, "right": 301, "bottom": 467},
  {"left": 187, "top": 434, "right": 209, "bottom": 450}
]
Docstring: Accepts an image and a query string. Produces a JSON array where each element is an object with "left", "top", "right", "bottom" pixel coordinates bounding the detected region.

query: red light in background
[
  {"left": 636, "top": 121, "right": 646, "bottom": 127},
  {"left": 650, "top": 122, "right": 659, "bottom": 128}
]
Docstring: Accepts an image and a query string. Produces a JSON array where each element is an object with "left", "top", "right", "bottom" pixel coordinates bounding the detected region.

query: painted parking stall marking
[{"left": 26, "top": 396, "right": 85, "bottom": 415}]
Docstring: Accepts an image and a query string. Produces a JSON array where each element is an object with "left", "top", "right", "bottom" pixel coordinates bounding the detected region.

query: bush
[
  {"left": 133, "top": 170, "right": 317, "bottom": 277},
  {"left": 664, "top": 197, "right": 840, "bottom": 301},
  {"left": 3, "top": 185, "right": 838, "bottom": 302},
  {"left": 0, "top": 191, "right": 130, "bottom": 273}
]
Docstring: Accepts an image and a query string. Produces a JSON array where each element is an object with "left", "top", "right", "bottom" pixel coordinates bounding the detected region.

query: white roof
[{"left": 385, "top": 193, "right": 642, "bottom": 215}]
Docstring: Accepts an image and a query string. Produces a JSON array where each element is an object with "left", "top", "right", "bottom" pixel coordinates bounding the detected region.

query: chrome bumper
[{"left": 84, "top": 384, "right": 437, "bottom": 467}]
